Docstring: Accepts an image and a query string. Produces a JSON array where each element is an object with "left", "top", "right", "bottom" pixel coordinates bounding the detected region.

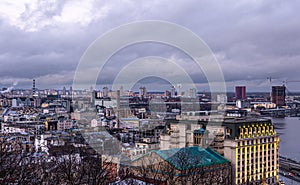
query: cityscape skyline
[
  {"left": 1, "top": 1, "right": 300, "bottom": 184},
  {"left": 0, "top": 76, "right": 299, "bottom": 94}
]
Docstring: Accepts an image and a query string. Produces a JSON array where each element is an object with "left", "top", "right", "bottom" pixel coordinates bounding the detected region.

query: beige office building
[{"left": 224, "top": 118, "right": 280, "bottom": 185}]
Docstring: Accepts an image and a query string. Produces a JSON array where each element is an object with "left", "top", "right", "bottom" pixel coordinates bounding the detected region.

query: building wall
[
  {"left": 272, "top": 86, "right": 286, "bottom": 107},
  {"left": 160, "top": 120, "right": 226, "bottom": 155},
  {"left": 235, "top": 86, "right": 246, "bottom": 100},
  {"left": 160, "top": 121, "right": 201, "bottom": 150},
  {"left": 57, "top": 120, "right": 73, "bottom": 130},
  {"left": 224, "top": 120, "right": 279, "bottom": 185}
]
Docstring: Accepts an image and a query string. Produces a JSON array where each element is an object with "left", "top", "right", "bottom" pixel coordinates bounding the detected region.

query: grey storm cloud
[{"left": 0, "top": 0, "right": 299, "bottom": 91}]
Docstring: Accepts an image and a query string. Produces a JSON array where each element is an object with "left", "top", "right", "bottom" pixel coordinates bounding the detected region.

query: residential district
[{"left": 1, "top": 80, "right": 300, "bottom": 185}]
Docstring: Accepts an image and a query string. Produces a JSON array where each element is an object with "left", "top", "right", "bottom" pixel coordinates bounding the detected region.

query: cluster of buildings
[
  {"left": 77, "top": 85, "right": 286, "bottom": 184},
  {"left": 0, "top": 82, "right": 294, "bottom": 184}
]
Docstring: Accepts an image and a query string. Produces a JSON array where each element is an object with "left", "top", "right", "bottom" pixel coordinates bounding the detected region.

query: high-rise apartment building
[
  {"left": 171, "top": 85, "right": 175, "bottom": 97},
  {"left": 103, "top": 86, "right": 109, "bottom": 97},
  {"left": 32, "top": 79, "right": 36, "bottom": 95},
  {"left": 271, "top": 86, "right": 286, "bottom": 107},
  {"left": 235, "top": 86, "right": 246, "bottom": 100},
  {"left": 69, "top": 86, "right": 73, "bottom": 96},
  {"left": 62, "top": 86, "right": 66, "bottom": 95},
  {"left": 139, "top": 86, "right": 147, "bottom": 97}
]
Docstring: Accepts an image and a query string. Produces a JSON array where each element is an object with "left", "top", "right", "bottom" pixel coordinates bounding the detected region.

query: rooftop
[
  {"left": 223, "top": 117, "right": 271, "bottom": 124},
  {"left": 153, "top": 146, "right": 229, "bottom": 170}
]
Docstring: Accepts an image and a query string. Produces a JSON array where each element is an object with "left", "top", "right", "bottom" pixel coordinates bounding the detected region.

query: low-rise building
[
  {"left": 121, "top": 146, "right": 232, "bottom": 185},
  {"left": 160, "top": 120, "right": 225, "bottom": 155}
]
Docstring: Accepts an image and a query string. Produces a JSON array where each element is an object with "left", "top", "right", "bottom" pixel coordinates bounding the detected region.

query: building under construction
[{"left": 272, "top": 86, "right": 286, "bottom": 107}]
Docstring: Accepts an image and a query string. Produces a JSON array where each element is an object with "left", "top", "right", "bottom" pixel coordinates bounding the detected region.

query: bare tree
[
  {"left": 42, "top": 145, "right": 111, "bottom": 185},
  {"left": 121, "top": 147, "right": 232, "bottom": 185},
  {"left": 0, "top": 133, "right": 120, "bottom": 185}
]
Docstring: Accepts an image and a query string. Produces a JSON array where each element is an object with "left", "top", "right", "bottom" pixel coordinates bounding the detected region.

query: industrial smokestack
[
  {"left": 32, "top": 79, "right": 36, "bottom": 95},
  {"left": 116, "top": 90, "right": 120, "bottom": 128}
]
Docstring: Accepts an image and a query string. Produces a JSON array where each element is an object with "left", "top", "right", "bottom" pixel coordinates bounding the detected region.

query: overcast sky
[{"left": 0, "top": 0, "right": 300, "bottom": 92}]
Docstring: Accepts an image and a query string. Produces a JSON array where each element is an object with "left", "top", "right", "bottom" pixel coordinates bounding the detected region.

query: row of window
[
  {"left": 237, "top": 156, "right": 276, "bottom": 163},
  {"left": 238, "top": 149, "right": 276, "bottom": 155},
  {"left": 237, "top": 157, "right": 277, "bottom": 168},
  {"left": 236, "top": 169, "right": 278, "bottom": 182},
  {"left": 237, "top": 165, "right": 276, "bottom": 173},
  {"left": 239, "top": 125, "right": 274, "bottom": 136},
  {"left": 237, "top": 137, "right": 277, "bottom": 146},
  {"left": 237, "top": 176, "right": 276, "bottom": 185}
]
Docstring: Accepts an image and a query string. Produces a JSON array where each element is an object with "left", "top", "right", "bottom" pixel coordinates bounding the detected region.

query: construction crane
[
  {"left": 282, "top": 79, "right": 300, "bottom": 96},
  {"left": 282, "top": 79, "right": 300, "bottom": 85},
  {"left": 267, "top": 77, "right": 272, "bottom": 102}
]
